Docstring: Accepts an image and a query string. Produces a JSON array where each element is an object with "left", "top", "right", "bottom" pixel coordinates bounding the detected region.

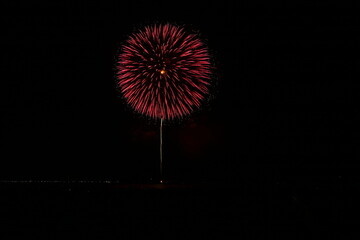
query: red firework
[{"left": 117, "top": 24, "right": 211, "bottom": 120}]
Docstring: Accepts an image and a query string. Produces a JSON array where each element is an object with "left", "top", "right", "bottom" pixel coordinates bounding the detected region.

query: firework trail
[{"left": 117, "top": 24, "right": 211, "bottom": 120}]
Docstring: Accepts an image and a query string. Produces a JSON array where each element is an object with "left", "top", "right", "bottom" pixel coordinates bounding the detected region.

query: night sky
[
  {"left": 1, "top": 0, "right": 359, "bottom": 238},
  {"left": 1, "top": 1, "right": 357, "bottom": 182}
]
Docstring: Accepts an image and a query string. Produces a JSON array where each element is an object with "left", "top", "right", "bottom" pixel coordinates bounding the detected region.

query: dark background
[{"left": 0, "top": 0, "right": 358, "bottom": 238}]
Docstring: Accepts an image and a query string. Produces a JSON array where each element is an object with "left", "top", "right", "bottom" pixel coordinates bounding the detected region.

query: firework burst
[{"left": 117, "top": 23, "right": 212, "bottom": 120}]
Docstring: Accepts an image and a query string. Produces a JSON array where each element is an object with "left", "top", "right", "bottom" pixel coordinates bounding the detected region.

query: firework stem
[{"left": 160, "top": 118, "right": 164, "bottom": 183}]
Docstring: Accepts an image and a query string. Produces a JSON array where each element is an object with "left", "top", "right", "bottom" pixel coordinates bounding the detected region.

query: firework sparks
[{"left": 117, "top": 24, "right": 212, "bottom": 120}]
